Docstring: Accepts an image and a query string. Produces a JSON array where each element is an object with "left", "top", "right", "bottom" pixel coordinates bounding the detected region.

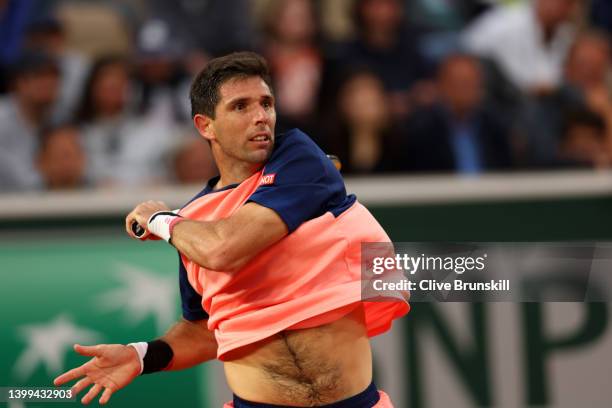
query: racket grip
[{"left": 131, "top": 221, "right": 148, "bottom": 238}]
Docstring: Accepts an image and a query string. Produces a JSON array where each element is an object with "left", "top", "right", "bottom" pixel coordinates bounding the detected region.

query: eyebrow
[
  {"left": 226, "top": 97, "right": 250, "bottom": 107},
  {"left": 225, "top": 94, "right": 274, "bottom": 106}
]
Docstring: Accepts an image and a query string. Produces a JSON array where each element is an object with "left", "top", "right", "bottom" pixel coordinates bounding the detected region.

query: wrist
[
  {"left": 127, "top": 340, "right": 174, "bottom": 375},
  {"left": 127, "top": 342, "right": 147, "bottom": 375},
  {"left": 146, "top": 211, "right": 183, "bottom": 243}
]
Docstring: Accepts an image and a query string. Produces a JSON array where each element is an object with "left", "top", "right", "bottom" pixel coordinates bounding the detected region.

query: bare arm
[
  {"left": 162, "top": 318, "right": 217, "bottom": 370},
  {"left": 126, "top": 201, "right": 289, "bottom": 272},
  {"left": 54, "top": 318, "right": 217, "bottom": 404},
  {"left": 171, "top": 202, "right": 288, "bottom": 271}
]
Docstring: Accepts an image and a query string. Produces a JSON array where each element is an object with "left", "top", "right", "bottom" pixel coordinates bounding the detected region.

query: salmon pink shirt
[{"left": 176, "top": 129, "right": 409, "bottom": 360}]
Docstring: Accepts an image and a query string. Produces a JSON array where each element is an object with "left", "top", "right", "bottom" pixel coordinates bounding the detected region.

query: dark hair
[
  {"left": 189, "top": 51, "right": 273, "bottom": 119},
  {"left": 76, "top": 55, "right": 129, "bottom": 123},
  {"left": 26, "top": 17, "right": 64, "bottom": 37},
  {"left": 9, "top": 50, "right": 59, "bottom": 82},
  {"left": 352, "top": 0, "right": 403, "bottom": 34}
]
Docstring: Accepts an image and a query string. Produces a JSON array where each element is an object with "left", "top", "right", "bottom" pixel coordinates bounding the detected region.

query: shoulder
[
  {"left": 463, "top": 4, "right": 530, "bottom": 47},
  {"left": 274, "top": 128, "right": 321, "bottom": 153},
  {"left": 266, "top": 128, "right": 329, "bottom": 172}
]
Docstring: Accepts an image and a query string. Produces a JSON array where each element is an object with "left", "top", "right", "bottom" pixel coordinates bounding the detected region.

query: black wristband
[{"left": 142, "top": 339, "right": 174, "bottom": 375}]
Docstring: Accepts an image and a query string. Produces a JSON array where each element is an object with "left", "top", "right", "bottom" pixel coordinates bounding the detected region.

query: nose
[{"left": 253, "top": 104, "right": 272, "bottom": 126}]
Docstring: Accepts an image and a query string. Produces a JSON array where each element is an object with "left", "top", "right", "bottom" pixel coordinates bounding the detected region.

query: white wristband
[
  {"left": 127, "top": 342, "right": 148, "bottom": 375},
  {"left": 146, "top": 210, "right": 181, "bottom": 242}
]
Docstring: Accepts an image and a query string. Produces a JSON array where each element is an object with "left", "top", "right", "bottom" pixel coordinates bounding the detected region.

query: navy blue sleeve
[
  {"left": 178, "top": 254, "right": 209, "bottom": 321},
  {"left": 247, "top": 129, "right": 355, "bottom": 232}
]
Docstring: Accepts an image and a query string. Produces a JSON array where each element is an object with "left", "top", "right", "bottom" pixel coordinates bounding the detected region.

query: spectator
[
  {"left": 24, "top": 16, "right": 90, "bottom": 122},
  {"left": 463, "top": 0, "right": 582, "bottom": 94},
  {"left": 565, "top": 30, "right": 611, "bottom": 94},
  {"left": 557, "top": 109, "right": 610, "bottom": 169},
  {"left": 36, "top": 123, "right": 86, "bottom": 190},
  {"left": 567, "top": 31, "right": 612, "bottom": 147},
  {"left": 403, "top": 54, "right": 513, "bottom": 174},
  {"left": 77, "top": 56, "right": 175, "bottom": 188},
  {"left": 517, "top": 31, "right": 612, "bottom": 165},
  {"left": 133, "top": 19, "right": 192, "bottom": 126},
  {"left": 260, "top": 0, "right": 323, "bottom": 133},
  {"left": 325, "top": 0, "right": 430, "bottom": 120},
  {"left": 140, "top": 0, "right": 257, "bottom": 56},
  {"left": 319, "top": 69, "right": 403, "bottom": 174},
  {"left": 0, "top": 50, "right": 60, "bottom": 191},
  {"left": 172, "top": 134, "right": 217, "bottom": 184}
]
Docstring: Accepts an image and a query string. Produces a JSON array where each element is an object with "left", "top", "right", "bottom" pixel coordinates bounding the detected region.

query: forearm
[
  {"left": 130, "top": 202, "right": 288, "bottom": 271},
  {"left": 170, "top": 220, "right": 240, "bottom": 271},
  {"left": 161, "top": 318, "right": 217, "bottom": 371}
]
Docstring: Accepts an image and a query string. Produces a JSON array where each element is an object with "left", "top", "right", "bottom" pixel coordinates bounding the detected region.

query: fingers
[
  {"left": 71, "top": 377, "right": 92, "bottom": 397},
  {"left": 54, "top": 364, "right": 86, "bottom": 386},
  {"left": 125, "top": 212, "right": 142, "bottom": 239},
  {"left": 125, "top": 201, "right": 170, "bottom": 239},
  {"left": 99, "top": 387, "right": 114, "bottom": 405},
  {"left": 81, "top": 384, "right": 102, "bottom": 405},
  {"left": 54, "top": 344, "right": 100, "bottom": 386},
  {"left": 74, "top": 344, "right": 101, "bottom": 357},
  {"left": 125, "top": 211, "right": 135, "bottom": 238}
]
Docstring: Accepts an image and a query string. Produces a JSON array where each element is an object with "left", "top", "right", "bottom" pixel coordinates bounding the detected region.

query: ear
[{"left": 194, "top": 114, "right": 215, "bottom": 143}]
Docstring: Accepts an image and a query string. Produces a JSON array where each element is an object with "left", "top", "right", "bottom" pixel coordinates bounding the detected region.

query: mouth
[{"left": 249, "top": 132, "right": 272, "bottom": 144}]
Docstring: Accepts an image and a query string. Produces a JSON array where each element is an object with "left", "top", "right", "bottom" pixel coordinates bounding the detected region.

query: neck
[{"left": 212, "top": 151, "right": 261, "bottom": 189}]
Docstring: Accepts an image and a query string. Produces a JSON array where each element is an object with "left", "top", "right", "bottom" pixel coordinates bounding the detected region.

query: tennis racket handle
[{"left": 131, "top": 221, "right": 149, "bottom": 239}]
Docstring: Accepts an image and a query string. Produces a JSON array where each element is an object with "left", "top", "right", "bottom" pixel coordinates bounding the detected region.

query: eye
[
  {"left": 234, "top": 102, "right": 246, "bottom": 111},
  {"left": 262, "top": 100, "right": 273, "bottom": 109}
]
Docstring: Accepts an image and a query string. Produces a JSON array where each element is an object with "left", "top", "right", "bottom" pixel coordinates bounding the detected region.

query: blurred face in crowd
[
  {"left": 358, "top": 0, "right": 403, "bottom": 33},
  {"left": 37, "top": 127, "right": 86, "bottom": 189},
  {"left": 438, "top": 56, "right": 483, "bottom": 119},
  {"left": 339, "top": 72, "right": 389, "bottom": 129},
  {"left": 92, "top": 62, "right": 130, "bottom": 118},
  {"left": 536, "top": 0, "right": 580, "bottom": 29},
  {"left": 15, "top": 68, "right": 60, "bottom": 112},
  {"left": 565, "top": 35, "right": 611, "bottom": 90},
  {"left": 173, "top": 138, "right": 216, "bottom": 184},
  {"left": 197, "top": 76, "right": 276, "bottom": 167},
  {"left": 271, "top": 0, "right": 316, "bottom": 45}
]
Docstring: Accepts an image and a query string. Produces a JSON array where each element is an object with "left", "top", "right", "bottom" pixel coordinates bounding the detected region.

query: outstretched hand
[{"left": 53, "top": 344, "right": 141, "bottom": 405}]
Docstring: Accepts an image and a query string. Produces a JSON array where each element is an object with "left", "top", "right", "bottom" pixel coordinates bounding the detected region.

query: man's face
[
  {"left": 209, "top": 76, "right": 276, "bottom": 165},
  {"left": 566, "top": 38, "right": 610, "bottom": 89},
  {"left": 38, "top": 128, "right": 85, "bottom": 189},
  {"left": 16, "top": 69, "right": 59, "bottom": 110},
  {"left": 438, "top": 58, "right": 483, "bottom": 116}
]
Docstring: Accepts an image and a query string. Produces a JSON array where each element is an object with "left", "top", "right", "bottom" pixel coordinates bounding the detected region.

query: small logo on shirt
[{"left": 260, "top": 174, "right": 276, "bottom": 185}]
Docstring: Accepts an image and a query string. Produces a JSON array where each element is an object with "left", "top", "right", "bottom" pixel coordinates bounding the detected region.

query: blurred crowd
[{"left": 0, "top": 0, "right": 611, "bottom": 192}]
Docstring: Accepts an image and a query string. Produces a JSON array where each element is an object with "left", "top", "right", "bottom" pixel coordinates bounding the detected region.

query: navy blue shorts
[{"left": 232, "top": 382, "right": 380, "bottom": 408}]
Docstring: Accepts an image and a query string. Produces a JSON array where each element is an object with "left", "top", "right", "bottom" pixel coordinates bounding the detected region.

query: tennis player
[{"left": 54, "top": 52, "right": 408, "bottom": 407}]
